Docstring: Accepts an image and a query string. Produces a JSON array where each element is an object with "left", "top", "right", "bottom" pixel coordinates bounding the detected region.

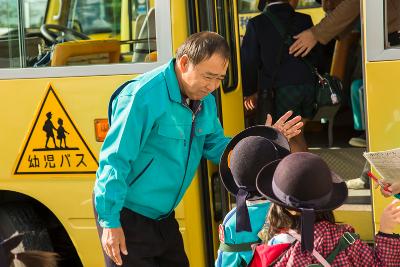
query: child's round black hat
[
  {"left": 219, "top": 126, "right": 290, "bottom": 232},
  {"left": 256, "top": 152, "right": 348, "bottom": 252},
  {"left": 220, "top": 126, "right": 290, "bottom": 197}
]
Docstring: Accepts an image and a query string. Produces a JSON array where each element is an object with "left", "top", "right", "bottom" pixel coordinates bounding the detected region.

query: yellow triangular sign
[{"left": 14, "top": 84, "right": 98, "bottom": 174}]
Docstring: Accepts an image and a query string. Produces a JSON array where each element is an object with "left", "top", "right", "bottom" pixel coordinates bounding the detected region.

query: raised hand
[{"left": 265, "top": 111, "right": 303, "bottom": 140}]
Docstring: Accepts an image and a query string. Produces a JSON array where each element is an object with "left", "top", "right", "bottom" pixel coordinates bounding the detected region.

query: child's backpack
[
  {"left": 249, "top": 230, "right": 359, "bottom": 267},
  {"left": 248, "top": 242, "right": 293, "bottom": 267}
]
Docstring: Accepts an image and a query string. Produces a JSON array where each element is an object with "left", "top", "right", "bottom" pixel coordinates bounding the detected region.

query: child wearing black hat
[
  {"left": 215, "top": 126, "right": 291, "bottom": 267},
  {"left": 256, "top": 152, "right": 400, "bottom": 266}
]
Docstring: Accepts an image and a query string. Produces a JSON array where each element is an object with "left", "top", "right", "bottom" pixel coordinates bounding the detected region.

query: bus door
[
  {"left": 236, "top": 0, "right": 374, "bottom": 242},
  {"left": 362, "top": 0, "right": 400, "bottom": 234},
  {"left": 183, "top": 0, "right": 246, "bottom": 265},
  {"left": 0, "top": 1, "right": 191, "bottom": 266}
]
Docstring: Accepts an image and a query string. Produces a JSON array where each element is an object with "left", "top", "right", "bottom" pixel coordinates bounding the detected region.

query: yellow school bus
[
  {"left": 0, "top": 0, "right": 397, "bottom": 266},
  {"left": 0, "top": 0, "right": 244, "bottom": 266}
]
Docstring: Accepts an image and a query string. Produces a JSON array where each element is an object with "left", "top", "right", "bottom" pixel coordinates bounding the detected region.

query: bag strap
[
  {"left": 218, "top": 241, "right": 259, "bottom": 253},
  {"left": 324, "top": 232, "right": 359, "bottom": 263},
  {"left": 287, "top": 230, "right": 331, "bottom": 267},
  {"left": 262, "top": 9, "right": 292, "bottom": 91},
  {"left": 287, "top": 230, "right": 359, "bottom": 267},
  {"left": 263, "top": 10, "right": 317, "bottom": 75}
]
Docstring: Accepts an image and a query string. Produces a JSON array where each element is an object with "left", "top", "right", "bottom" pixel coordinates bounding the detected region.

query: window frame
[
  {"left": 0, "top": 0, "right": 172, "bottom": 80},
  {"left": 365, "top": 0, "right": 400, "bottom": 61}
]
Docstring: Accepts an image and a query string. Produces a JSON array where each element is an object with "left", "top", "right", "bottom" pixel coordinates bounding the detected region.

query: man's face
[{"left": 179, "top": 54, "right": 229, "bottom": 100}]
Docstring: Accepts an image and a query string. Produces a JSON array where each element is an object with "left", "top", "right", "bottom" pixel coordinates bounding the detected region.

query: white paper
[{"left": 363, "top": 148, "right": 400, "bottom": 183}]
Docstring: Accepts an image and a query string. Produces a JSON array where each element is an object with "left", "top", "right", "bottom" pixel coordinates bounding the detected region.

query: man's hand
[
  {"left": 244, "top": 93, "right": 257, "bottom": 111},
  {"left": 289, "top": 29, "right": 317, "bottom": 57},
  {"left": 265, "top": 110, "right": 303, "bottom": 140},
  {"left": 379, "top": 199, "right": 400, "bottom": 234},
  {"left": 102, "top": 227, "right": 128, "bottom": 266}
]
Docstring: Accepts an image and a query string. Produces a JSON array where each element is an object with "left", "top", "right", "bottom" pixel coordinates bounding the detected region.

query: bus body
[{"left": 0, "top": 0, "right": 397, "bottom": 266}]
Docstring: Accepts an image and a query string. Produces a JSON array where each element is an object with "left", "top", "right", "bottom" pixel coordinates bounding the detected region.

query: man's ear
[{"left": 178, "top": 55, "right": 190, "bottom": 73}]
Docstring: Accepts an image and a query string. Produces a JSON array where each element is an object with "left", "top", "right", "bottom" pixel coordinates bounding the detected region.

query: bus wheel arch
[{"left": 0, "top": 190, "right": 83, "bottom": 267}]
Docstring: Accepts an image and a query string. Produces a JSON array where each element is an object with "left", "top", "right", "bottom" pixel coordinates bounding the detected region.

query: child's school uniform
[
  {"left": 215, "top": 200, "right": 271, "bottom": 267},
  {"left": 273, "top": 221, "right": 400, "bottom": 266},
  {"left": 268, "top": 233, "right": 295, "bottom": 246}
]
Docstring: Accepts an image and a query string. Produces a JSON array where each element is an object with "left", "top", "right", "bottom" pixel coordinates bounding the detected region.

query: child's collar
[
  {"left": 267, "top": 1, "right": 286, "bottom": 7},
  {"left": 246, "top": 199, "right": 268, "bottom": 206}
]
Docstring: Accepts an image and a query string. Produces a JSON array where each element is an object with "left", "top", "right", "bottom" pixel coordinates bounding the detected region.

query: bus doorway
[{"left": 237, "top": 0, "right": 373, "bottom": 243}]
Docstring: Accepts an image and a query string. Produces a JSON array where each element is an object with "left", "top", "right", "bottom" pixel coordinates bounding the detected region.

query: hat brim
[
  {"left": 256, "top": 161, "right": 348, "bottom": 212},
  {"left": 220, "top": 126, "right": 290, "bottom": 196}
]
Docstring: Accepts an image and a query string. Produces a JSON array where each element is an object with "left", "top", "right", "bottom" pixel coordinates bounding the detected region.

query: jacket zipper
[{"left": 163, "top": 102, "right": 202, "bottom": 218}]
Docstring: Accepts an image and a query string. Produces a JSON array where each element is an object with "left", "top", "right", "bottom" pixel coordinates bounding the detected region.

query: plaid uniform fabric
[
  {"left": 273, "top": 221, "right": 400, "bottom": 266},
  {"left": 274, "top": 84, "right": 316, "bottom": 120}
]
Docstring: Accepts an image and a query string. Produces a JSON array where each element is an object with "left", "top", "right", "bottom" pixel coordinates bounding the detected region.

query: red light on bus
[{"left": 94, "top": 119, "right": 109, "bottom": 142}]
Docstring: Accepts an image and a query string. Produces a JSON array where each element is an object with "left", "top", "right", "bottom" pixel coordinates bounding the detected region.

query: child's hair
[{"left": 266, "top": 203, "right": 336, "bottom": 241}]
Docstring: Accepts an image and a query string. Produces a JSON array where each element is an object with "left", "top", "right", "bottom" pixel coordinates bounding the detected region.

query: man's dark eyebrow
[{"left": 204, "top": 71, "right": 225, "bottom": 79}]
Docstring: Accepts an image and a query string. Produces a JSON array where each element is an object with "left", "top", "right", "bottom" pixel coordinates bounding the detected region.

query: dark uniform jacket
[{"left": 241, "top": 3, "right": 317, "bottom": 97}]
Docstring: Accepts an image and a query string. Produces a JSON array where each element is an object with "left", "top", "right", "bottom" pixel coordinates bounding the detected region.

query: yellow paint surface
[{"left": 365, "top": 61, "right": 400, "bottom": 234}]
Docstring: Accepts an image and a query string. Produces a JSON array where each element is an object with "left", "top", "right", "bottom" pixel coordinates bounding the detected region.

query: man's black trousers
[{"left": 94, "top": 207, "right": 189, "bottom": 267}]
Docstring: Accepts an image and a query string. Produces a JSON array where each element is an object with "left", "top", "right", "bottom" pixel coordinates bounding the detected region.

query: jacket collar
[
  {"left": 267, "top": 2, "right": 294, "bottom": 12},
  {"left": 163, "top": 59, "right": 207, "bottom": 104},
  {"left": 163, "top": 59, "right": 183, "bottom": 103}
]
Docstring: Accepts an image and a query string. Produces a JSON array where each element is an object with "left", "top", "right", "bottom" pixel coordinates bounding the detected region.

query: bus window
[
  {"left": 68, "top": 0, "right": 121, "bottom": 36},
  {"left": 365, "top": 1, "right": 400, "bottom": 61},
  {"left": 0, "top": 0, "right": 160, "bottom": 70},
  {"left": 0, "top": 0, "right": 46, "bottom": 68},
  {"left": 385, "top": 0, "right": 400, "bottom": 48}
]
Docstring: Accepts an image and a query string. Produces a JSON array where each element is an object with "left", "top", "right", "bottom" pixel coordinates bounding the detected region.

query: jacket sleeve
[
  {"left": 346, "top": 233, "right": 400, "bottom": 266},
  {"left": 94, "top": 92, "right": 156, "bottom": 228},
  {"left": 310, "top": 0, "right": 360, "bottom": 44},
  {"left": 202, "top": 117, "right": 231, "bottom": 165},
  {"left": 241, "top": 19, "right": 261, "bottom": 97}
]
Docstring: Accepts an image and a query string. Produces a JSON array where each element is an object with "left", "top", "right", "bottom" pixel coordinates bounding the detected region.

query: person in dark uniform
[{"left": 241, "top": 0, "right": 319, "bottom": 152}]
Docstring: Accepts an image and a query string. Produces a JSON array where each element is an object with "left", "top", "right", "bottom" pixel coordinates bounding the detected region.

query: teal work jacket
[{"left": 94, "top": 59, "right": 230, "bottom": 228}]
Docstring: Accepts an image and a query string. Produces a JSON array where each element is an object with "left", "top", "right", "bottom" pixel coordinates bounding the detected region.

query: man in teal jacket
[{"left": 94, "top": 31, "right": 303, "bottom": 267}]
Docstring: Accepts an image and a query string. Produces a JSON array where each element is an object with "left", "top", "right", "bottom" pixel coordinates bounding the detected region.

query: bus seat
[
  {"left": 330, "top": 32, "right": 360, "bottom": 81},
  {"left": 132, "top": 7, "right": 156, "bottom": 62},
  {"left": 311, "top": 105, "right": 340, "bottom": 147},
  {"left": 134, "top": 13, "right": 146, "bottom": 39},
  {"left": 51, "top": 39, "right": 120, "bottom": 66},
  {"left": 145, "top": 51, "right": 157, "bottom": 62}
]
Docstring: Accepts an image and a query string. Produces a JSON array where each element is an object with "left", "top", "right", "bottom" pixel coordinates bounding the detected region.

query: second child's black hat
[
  {"left": 219, "top": 126, "right": 290, "bottom": 232},
  {"left": 256, "top": 152, "right": 348, "bottom": 252}
]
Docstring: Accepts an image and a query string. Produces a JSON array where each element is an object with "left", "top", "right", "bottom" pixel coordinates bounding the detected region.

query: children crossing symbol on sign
[
  {"left": 14, "top": 84, "right": 98, "bottom": 175},
  {"left": 40, "top": 113, "right": 73, "bottom": 150}
]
